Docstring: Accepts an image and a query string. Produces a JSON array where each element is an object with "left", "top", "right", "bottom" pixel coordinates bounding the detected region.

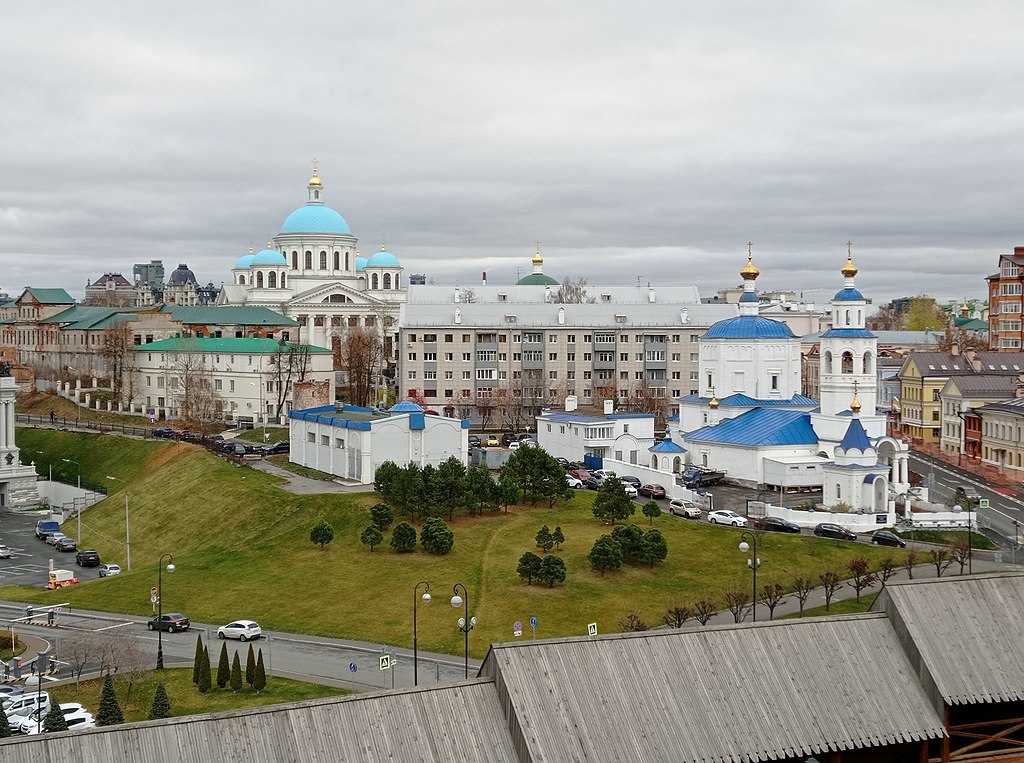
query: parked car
[
  {"left": 468, "top": 435, "right": 482, "bottom": 448},
  {"left": 954, "top": 484, "right": 982, "bottom": 508},
  {"left": 98, "top": 563, "right": 122, "bottom": 577},
  {"left": 813, "top": 523, "right": 857, "bottom": 541},
  {"left": 569, "top": 468, "right": 591, "bottom": 483},
  {"left": 871, "top": 529, "right": 907, "bottom": 548},
  {"left": 668, "top": 499, "right": 702, "bottom": 519},
  {"left": 34, "top": 520, "right": 60, "bottom": 540},
  {"left": 148, "top": 613, "right": 191, "bottom": 632},
  {"left": 555, "top": 457, "right": 569, "bottom": 468},
  {"left": 0, "top": 545, "right": 10, "bottom": 559},
  {"left": 622, "top": 484, "right": 638, "bottom": 498},
  {"left": 0, "top": 686, "right": 23, "bottom": 700},
  {"left": 3, "top": 691, "right": 50, "bottom": 723},
  {"left": 565, "top": 474, "right": 584, "bottom": 489},
  {"left": 619, "top": 475, "right": 642, "bottom": 489},
  {"left": 55, "top": 538, "right": 77, "bottom": 552},
  {"left": 19, "top": 703, "right": 94, "bottom": 735},
  {"left": 44, "top": 532, "right": 68, "bottom": 546},
  {"left": 485, "top": 435, "right": 501, "bottom": 447},
  {"left": 638, "top": 484, "right": 667, "bottom": 499},
  {"left": 152, "top": 427, "right": 175, "bottom": 438},
  {"left": 707, "top": 509, "right": 747, "bottom": 527},
  {"left": 217, "top": 619, "right": 262, "bottom": 641},
  {"left": 751, "top": 516, "right": 802, "bottom": 534},
  {"left": 75, "top": 549, "right": 100, "bottom": 566},
  {"left": 263, "top": 440, "right": 290, "bottom": 455}
]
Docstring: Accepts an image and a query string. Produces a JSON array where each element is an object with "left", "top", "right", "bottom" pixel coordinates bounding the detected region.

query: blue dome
[
  {"left": 280, "top": 204, "right": 351, "bottom": 235},
  {"left": 235, "top": 254, "right": 255, "bottom": 269},
  {"left": 833, "top": 287, "right": 865, "bottom": 302},
  {"left": 389, "top": 400, "right": 424, "bottom": 412},
  {"left": 252, "top": 248, "right": 287, "bottom": 266},
  {"left": 367, "top": 250, "right": 400, "bottom": 267},
  {"left": 704, "top": 316, "right": 796, "bottom": 340},
  {"left": 355, "top": 256, "right": 368, "bottom": 271}
]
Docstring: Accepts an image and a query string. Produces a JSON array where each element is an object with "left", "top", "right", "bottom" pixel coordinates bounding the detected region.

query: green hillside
[{"left": 6, "top": 430, "right": 900, "bottom": 657}]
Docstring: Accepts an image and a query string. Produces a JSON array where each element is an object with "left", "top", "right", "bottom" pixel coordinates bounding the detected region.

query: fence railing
[{"left": 17, "top": 413, "right": 154, "bottom": 439}]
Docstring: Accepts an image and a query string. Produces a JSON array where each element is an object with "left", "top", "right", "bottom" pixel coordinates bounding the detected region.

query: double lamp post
[{"left": 411, "top": 580, "right": 476, "bottom": 684}]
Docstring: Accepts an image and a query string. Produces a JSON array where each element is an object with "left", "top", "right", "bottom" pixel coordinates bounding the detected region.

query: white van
[{"left": 3, "top": 691, "right": 50, "bottom": 722}]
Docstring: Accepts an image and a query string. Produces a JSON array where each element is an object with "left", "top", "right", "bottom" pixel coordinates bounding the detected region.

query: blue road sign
[
  {"left": 530, "top": 616, "right": 538, "bottom": 628},
  {"left": 349, "top": 662, "right": 357, "bottom": 673}
]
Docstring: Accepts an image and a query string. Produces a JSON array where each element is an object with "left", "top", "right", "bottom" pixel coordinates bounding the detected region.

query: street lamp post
[
  {"left": 25, "top": 653, "right": 46, "bottom": 734},
  {"left": 450, "top": 583, "right": 476, "bottom": 679},
  {"left": 156, "top": 553, "right": 175, "bottom": 669},
  {"left": 105, "top": 476, "right": 131, "bottom": 570},
  {"left": 413, "top": 580, "right": 431, "bottom": 686},
  {"left": 967, "top": 508, "right": 973, "bottom": 574},
  {"left": 738, "top": 532, "right": 760, "bottom": 622}
]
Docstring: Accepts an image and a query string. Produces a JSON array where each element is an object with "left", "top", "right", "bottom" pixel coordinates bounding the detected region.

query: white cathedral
[
  {"left": 218, "top": 164, "right": 407, "bottom": 352},
  {"left": 676, "top": 251, "right": 910, "bottom": 512}
]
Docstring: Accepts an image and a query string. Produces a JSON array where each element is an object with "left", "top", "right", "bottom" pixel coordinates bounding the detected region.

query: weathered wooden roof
[
  {"left": 873, "top": 573, "right": 1024, "bottom": 707},
  {"left": 0, "top": 679, "right": 519, "bottom": 763},
  {"left": 481, "top": 615, "right": 945, "bottom": 762}
]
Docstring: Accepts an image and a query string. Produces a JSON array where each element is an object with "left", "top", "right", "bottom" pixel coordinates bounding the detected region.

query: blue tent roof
[
  {"left": 820, "top": 328, "right": 875, "bottom": 339},
  {"left": 684, "top": 408, "right": 818, "bottom": 446},
  {"left": 389, "top": 400, "right": 424, "bottom": 412},
  {"left": 649, "top": 437, "right": 686, "bottom": 453},
  {"left": 833, "top": 287, "right": 865, "bottom": 302},
  {"left": 704, "top": 316, "right": 796, "bottom": 340},
  {"left": 717, "top": 393, "right": 819, "bottom": 408},
  {"left": 838, "top": 417, "right": 872, "bottom": 452}
]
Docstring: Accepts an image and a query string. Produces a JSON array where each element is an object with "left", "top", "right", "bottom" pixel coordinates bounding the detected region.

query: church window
[
  {"left": 334, "top": 252, "right": 340, "bottom": 270},
  {"left": 372, "top": 273, "right": 379, "bottom": 289},
  {"left": 292, "top": 251, "right": 298, "bottom": 269},
  {"left": 256, "top": 272, "right": 264, "bottom": 288},
  {"left": 280, "top": 273, "right": 286, "bottom": 288},
  {"left": 268, "top": 272, "right": 277, "bottom": 288},
  {"left": 836, "top": 484, "right": 841, "bottom": 499},
  {"left": 384, "top": 273, "right": 392, "bottom": 289},
  {"left": 863, "top": 351, "right": 873, "bottom": 374},
  {"left": 845, "top": 310, "right": 850, "bottom": 325},
  {"left": 770, "top": 373, "right": 779, "bottom": 391},
  {"left": 304, "top": 251, "right": 312, "bottom": 269},
  {"left": 320, "top": 251, "right": 327, "bottom": 269},
  {"left": 842, "top": 351, "right": 853, "bottom": 374},
  {"left": 238, "top": 275, "right": 246, "bottom": 285},
  {"left": 314, "top": 190, "right": 320, "bottom": 200}
]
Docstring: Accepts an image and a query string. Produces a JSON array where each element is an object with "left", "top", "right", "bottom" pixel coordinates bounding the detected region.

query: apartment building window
[
  {"left": 444, "top": 371, "right": 453, "bottom": 379},
  {"left": 461, "top": 389, "right": 471, "bottom": 397},
  {"left": 445, "top": 353, "right": 454, "bottom": 361},
  {"left": 477, "top": 350, "right": 497, "bottom": 362},
  {"left": 477, "top": 387, "right": 493, "bottom": 398},
  {"left": 620, "top": 371, "right": 628, "bottom": 380},
  {"left": 584, "top": 371, "right": 592, "bottom": 379},
  {"left": 408, "top": 334, "right": 417, "bottom": 342},
  {"left": 1000, "top": 302, "right": 1022, "bottom": 314},
  {"left": 597, "top": 370, "right": 613, "bottom": 380},
  {"left": 477, "top": 333, "right": 496, "bottom": 343},
  {"left": 445, "top": 389, "right": 453, "bottom": 397},
  {"left": 583, "top": 389, "right": 592, "bottom": 398},
  {"left": 549, "top": 353, "right": 558, "bottom": 361},
  {"left": 513, "top": 334, "right": 521, "bottom": 343},
  {"left": 523, "top": 332, "right": 543, "bottom": 343},
  {"left": 583, "top": 334, "right": 592, "bottom": 342},
  {"left": 498, "top": 371, "right": 507, "bottom": 380},
  {"left": 635, "top": 372, "right": 643, "bottom": 380},
  {"left": 423, "top": 333, "right": 437, "bottom": 342},
  {"left": 462, "top": 334, "right": 471, "bottom": 342},
  {"left": 513, "top": 352, "right": 522, "bottom": 361},
  {"left": 671, "top": 334, "right": 680, "bottom": 342},
  {"left": 462, "top": 371, "right": 471, "bottom": 380},
  {"left": 690, "top": 334, "right": 700, "bottom": 342},
  {"left": 620, "top": 353, "right": 628, "bottom": 361},
  {"left": 512, "top": 370, "right": 522, "bottom": 379},
  {"left": 690, "top": 371, "right": 699, "bottom": 380},
  {"left": 671, "top": 353, "right": 680, "bottom": 361},
  {"left": 498, "top": 352, "right": 507, "bottom": 361},
  {"left": 549, "top": 335, "right": 558, "bottom": 343},
  {"left": 424, "top": 371, "right": 437, "bottom": 380},
  {"left": 691, "top": 353, "right": 699, "bottom": 361},
  {"left": 424, "top": 352, "right": 437, "bottom": 361},
  {"left": 549, "top": 371, "right": 558, "bottom": 379},
  {"left": 672, "top": 389, "right": 680, "bottom": 397},
  {"left": 672, "top": 371, "right": 681, "bottom": 380},
  {"left": 462, "top": 353, "right": 472, "bottom": 361},
  {"left": 445, "top": 334, "right": 453, "bottom": 342},
  {"left": 230, "top": 380, "right": 235, "bottom": 392},
  {"left": 1002, "top": 283, "right": 1023, "bottom": 295},
  {"left": 584, "top": 352, "right": 592, "bottom": 361},
  {"left": 595, "top": 333, "right": 614, "bottom": 344},
  {"left": 566, "top": 334, "right": 576, "bottom": 343},
  {"left": 567, "top": 371, "right": 575, "bottom": 380},
  {"left": 215, "top": 379, "right": 223, "bottom": 390},
  {"left": 567, "top": 352, "right": 575, "bottom": 361},
  {"left": 145, "top": 376, "right": 152, "bottom": 387},
  {"left": 408, "top": 371, "right": 417, "bottom": 379},
  {"left": 408, "top": 352, "right": 416, "bottom": 361},
  {"left": 1000, "top": 321, "right": 1022, "bottom": 332},
  {"left": 524, "top": 351, "right": 543, "bottom": 361}
]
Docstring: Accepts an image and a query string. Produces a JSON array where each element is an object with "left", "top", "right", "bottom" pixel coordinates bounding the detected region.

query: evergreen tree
[
  {"left": 369, "top": 503, "right": 394, "bottom": 531},
  {"left": 0, "top": 705, "right": 11, "bottom": 737},
  {"left": 552, "top": 526, "right": 565, "bottom": 550},
  {"left": 245, "top": 643, "right": 256, "bottom": 688},
  {"left": 517, "top": 551, "right": 543, "bottom": 584},
  {"left": 217, "top": 642, "right": 230, "bottom": 689},
  {"left": 97, "top": 673, "right": 125, "bottom": 726},
  {"left": 610, "top": 524, "right": 645, "bottom": 563},
  {"left": 43, "top": 702, "right": 69, "bottom": 732},
  {"left": 591, "top": 478, "right": 636, "bottom": 524},
  {"left": 537, "top": 554, "right": 568, "bottom": 587},
  {"left": 254, "top": 650, "right": 267, "bottom": 693},
  {"left": 230, "top": 651, "right": 243, "bottom": 692},
  {"left": 309, "top": 520, "right": 335, "bottom": 550},
  {"left": 640, "top": 529, "right": 669, "bottom": 567},
  {"left": 535, "top": 524, "right": 554, "bottom": 553},
  {"left": 435, "top": 456, "right": 468, "bottom": 521},
  {"left": 420, "top": 517, "right": 455, "bottom": 554},
  {"left": 390, "top": 521, "right": 417, "bottom": 553},
  {"left": 360, "top": 525, "right": 384, "bottom": 551},
  {"left": 148, "top": 681, "right": 171, "bottom": 720},
  {"left": 197, "top": 647, "right": 212, "bottom": 693},
  {"left": 465, "top": 465, "right": 499, "bottom": 515},
  {"left": 192, "top": 632, "right": 204, "bottom": 685},
  {"left": 588, "top": 535, "right": 623, "bottom": 576},
  {"left": 642, "top": 500, "right": 662, "bottom": 524}
]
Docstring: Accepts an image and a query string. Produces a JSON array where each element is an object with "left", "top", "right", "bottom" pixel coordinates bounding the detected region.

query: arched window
[
  {"left": 823, "top": 351, "right": 832, "bottom": 374},
  {"left": 314, "top": 190, "right": 320, "bottom": 200},
  {"left": 291, "top": 251, "right": 298, "bottom": 269},
  {"left": 304, "top": 251, "right": 312, "bottom": 269},
  {"left": 383, "top": 273, "right": 392, "bottom": 289},
  {"left": 320, "top": 251, "right": 327, "bottom": 269},
  {"left": 394, "top": 273, "right": 400, "bottom": 288},
  {"left": 345, "top": 252, "right": 350, "bottom": 270},
  {"left": 256, "top": 271, "right": 264, "bottom": 288},
  {"left": 268, "top": 271, "right": 277, "bottom": 288},
  {"left": 842, "top": 351, "right": 853, "bottom": 374},
  {"left": 845, "top": 310, "right": 850, "bottom": 325},
  {"left": 651, "top": 455, "right": 658, "bottom": 469},
  {"left": 836, "top": 484, "right": 841, "bottom": 499},
  {"left": 334, "top": 252, "right": 340, "bottom": 270},
  {"left": 702, "top": 453, "right": 708, "bottom": 467},
  {"left": 238, "top": 275, "right": 246, "bottom": 285},
  {"left": 372, "top": 273, "right": 380, "bottom": 289},
  {"left": 280, "top": 273, "right": 286, "bottom": 288},
  {"left": 863, "top": 350, "right": 873, "bottom": 375}
]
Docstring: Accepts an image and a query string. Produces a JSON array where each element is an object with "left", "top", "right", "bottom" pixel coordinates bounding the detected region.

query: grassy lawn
[
  {"left": 235, "top": 427, "right": 289, "bottom": 444},
  {"left": 52, "top": 667, "right": 347, "bottom": 723},
  {"left": 0, "top": 633, "right": 28, "bottom": 661},
  {"left": 894, "top": 528, "right": 997, "bottom": 549},
  {"left": 782, "top": 595, "right": 876, "bottom": 619},
  {"left": 7, "top": 430, "right": 903, "bottom": 658},
  {"left": 265, "top": 456, "right": 336, "bottom": 481}
]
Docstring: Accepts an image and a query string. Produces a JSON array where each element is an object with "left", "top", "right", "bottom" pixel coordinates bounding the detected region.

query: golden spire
[
  {"left": 532, "top": 242, "right": 543, "bottom": 266},
  {"left": 841, "top": 241, "right": 858, "bottom": 278},
  {"left": 709, "top": 387, "right": 719, "bottom": 409},
  {"left": 308, "top": 158, "right": 322, "bottom": 187},
  {"left": 850, "top": 380, "right": 861, "bottom": 413},
  {"left": 739, "top": 243, "right": 759, "bottom": 281}
]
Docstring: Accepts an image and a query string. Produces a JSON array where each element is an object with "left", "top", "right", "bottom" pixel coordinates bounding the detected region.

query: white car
[
  {"left": 669, "top": 499, "right": 702, "bottom": 519},
  {"left": 707, "top": 509, "right": 747, "bottom": 527},
  {"left": 19, "top": 703, "right": 94, "bottom": 735},
  {"left": 623, "top": 484, "right": 638, "bottom": 498},
  {"left": 217, "top": 619, "right": 262, "bottom": 641},
  {"left": 3, "top": 691, "right": 50, "bottom": 723},
  {"left": 98, "top": 563, "right": 122, "bottom": 577},
  {"left": 565, "top": 474, "right": 583, "bottom": 489},
  {"left": 45, "top": 533, "right": 68, "bottom": 546}
]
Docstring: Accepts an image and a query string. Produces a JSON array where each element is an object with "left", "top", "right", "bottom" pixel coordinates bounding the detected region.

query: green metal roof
[
  {"left": 136, "top": 337, "right": 331, "bottom": 354},
  {"left": 166, "top": 305, "right": 299, "bottom": 327},
  {"left": 41, "top": 306, "right": 151, "bottom": 328},
  {"left": 23, "top": 288, "right": 75, "bottom": 304},
  {"left": 516, "top": 273, "right": 560, "bottom": 286}
]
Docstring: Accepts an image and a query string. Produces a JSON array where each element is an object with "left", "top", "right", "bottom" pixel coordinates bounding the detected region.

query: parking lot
[{"left": 0, "top": 512, "right": 112, "bottom": 588}]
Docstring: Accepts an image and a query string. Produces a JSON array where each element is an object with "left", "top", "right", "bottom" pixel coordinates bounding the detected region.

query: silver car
[{"left": 707, "top": 509, "right": 747, "bottom": 527}]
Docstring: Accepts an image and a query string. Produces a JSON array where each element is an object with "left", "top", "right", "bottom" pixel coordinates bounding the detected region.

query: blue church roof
[
  {"left": 704, "top": 316, "right": 796, "bottom": 340},
  {"left": 833, "top": 288, "right": 865, "bottom": 302},
  {"left": 389, "top": 400, "right": 424, "bottom": 412},
  {"left": 684, "top": 408, "right": 818, "bottom": 446},
  {"left": 252, "top": 248, "right": 287, "bottom": 266},
  {"left": 649, "top": 437, "right": 686, "bottom": 453},
  {"left": 355, "top": 256, "right": 368, "bottom": 271},
  {"left": 281, "top": 204, "right": 351, "bottom": 234},
  {"left": 718, "top": 393, "right": 819, "bottom": 407},
  {"left": 234, "top": 253, "right": 255, "bottom": 269},
  {"left": 838, "top": 417, "right": 872, "bottom": 452},
  {"left": 367, "top": 250, "right": 400, "bottom": 267},
  {"left": 820, "top": 328, "right": 875, "bottom": 339}
]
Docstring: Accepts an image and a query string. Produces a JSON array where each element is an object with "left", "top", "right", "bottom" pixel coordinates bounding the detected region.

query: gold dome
[
  {"left": 709, "top": 392, "right": 719, "bottom": 409},
  {"left": 841, "top": 253, "right": 858, "bottom": 278},
  {"left": 308, "top": 170, "right": 322, "bottom": 187},
  {"left": 740, "top": 253, "right": 759, "bottom": 281},
  {"left": 532, "top": 246, "right": 543, "bottom": 265},
  {"left": 850, "top": 391, "right": 861, "bottom": 413}
]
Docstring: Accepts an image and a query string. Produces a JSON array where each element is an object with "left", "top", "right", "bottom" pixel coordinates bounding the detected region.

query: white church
[{"left": 676, "top": 251, "right": 910, "bottom": 513}]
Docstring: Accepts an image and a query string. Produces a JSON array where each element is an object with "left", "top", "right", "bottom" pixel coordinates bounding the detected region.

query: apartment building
[
  {"left": 398, "top": 284, "right": 736, "bottom": 426},
  {"left": 987, "top": 247, "right": 1024, "bottom": 350}
]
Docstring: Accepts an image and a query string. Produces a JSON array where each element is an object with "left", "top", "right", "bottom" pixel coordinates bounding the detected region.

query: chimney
[
  {"left": 950, "top": 342, "right": 959, "bottom": 357},
  {"left": 564, "top": 395, "right": 578, "bottom": 412},
  {"left": 603, "top": 399, "right": 614, "bottom": 415},
  {"left": 964, "top": 348, "right": 981, "bottom": 372}
]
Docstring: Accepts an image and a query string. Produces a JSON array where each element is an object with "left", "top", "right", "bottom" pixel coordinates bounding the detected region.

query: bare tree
[
  {"left": 553, "top": 276, "right": 595, "bottom": 304},
  {"left": 693, "top": 598, "right": 717, "bottom": 626},
  {"left": 623, "top": 378, "right": 668, "bottom": 430},
  {"left": 903, "top": 549, "right": 918, "bottom": 580},
  {"left": 337, "top": 326, "right": 383, "bottom": 407},
  {"left": 791, "top": 574, "right": 814, "bottom": 617},
  {"left": 866, "top": 304, "right": 904, "bottom": 331},
  {"left": 723, "top": 589, "right": 750, "bottom": 623},
  {"left": 878, "top": 554, "right": 899, "bottom": 584},
  {"left": 111, "top": 629, "right": 150, "bottom": 703},
  {"left": 98, "top": 320, "right": 135, "bottom": 405},
  {"left": 61, "top": 630, "right": 99, "bottom": 691},
  {"left": 758, "top": 582, "right": 787, "bottom": 620},
  {"left": 937, "top": 324, "right": 987, "bottom": 353},
  {"left": 458, "top": 287, "right": 477, "bottom": 304},
  {"left": 845, "top": 557, "right": 878, "bottom": 602},
  {"left": 930, "top": 548, "right": 953, "bottom": 577},
  {"left": 170, "top": 340, "right": 221, "bottom": 432},
  {"left": 269, "top": 340, "right": 312, "bottom": 418},
  {"left": 663, "top": 601, "right": 694, "bottom": 628},
  {"left": 819, "top": 569, "right": 843, "bottom": 611},
  {"left": 949, "top": 537, "right": 972, "bottom": 575},
  {"left": 618, "top": 608, "right": 648, "bottom": 632},
  {"left": 493, "top": 382, "right": 529, "bottom": 434}
]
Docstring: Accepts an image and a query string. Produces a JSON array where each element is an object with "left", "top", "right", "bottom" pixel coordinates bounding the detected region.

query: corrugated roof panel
[
  {"left": 684, "top": 408, "right": 818, "bottom": 446},
  {"left": 138, "top": 337, "right": 331, "bottom": 354}
]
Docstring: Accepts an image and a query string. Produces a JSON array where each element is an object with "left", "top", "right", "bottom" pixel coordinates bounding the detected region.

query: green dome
[{"left": 517, "top": 273, "right": 560, "bottom": 286}]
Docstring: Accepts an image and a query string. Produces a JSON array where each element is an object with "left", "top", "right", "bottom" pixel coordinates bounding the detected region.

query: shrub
[
  {"left": 254, "top": 650, "right": 267, "bottom": 693},
  {"left": 245, "top": 643, "right": 256, "bottom": 688},
  {"left": 0, "top": 706, "right": 10, "bottom": 737},
  {"left": 217, "top": 642, "right": 230, "bottom": 689},
  {"left": 391, "top": 522, "right": 417, "bottom": 553},
  {"left": 192, "top": 633, "right": 204, "bottom": 685},
  {"left": 360, "top": 525, "right": 384, "bottom": 551},
  {"left": 535, "top": 525, "right": 554, "bottom": 553},
  {"left": 230, "top": 652, "right": 243, "bottom": 692},
  {"left": 97, "top": 673, "right": 125, "bottom": 726},
  {"left": 197, "top": 647, "right": 212, "bottom": 693},
  {"left": 537, "top": 555, "right": 567, "bottom": 587},
  {"left": 420, "top": 518, "right": 454, "bottom": 555},
  {"left": 588, "top": 535, "right": 623, "bottom": 576},
  {"left": 43, "top": 702, "right": 69, "bottom": 732},
  {"left": 370, "top": 503, "right": 394, "bottom": 531},
  {"left": 310, "top": 520, "right": 335, "bottom": 550},
  {"left": 517, "top": 552, "right": 543, "bottom": 584}
]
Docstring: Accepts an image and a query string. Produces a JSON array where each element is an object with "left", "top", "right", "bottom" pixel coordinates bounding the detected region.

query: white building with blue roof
[
  {"left": 219, "top": 164, "right": 407, "bottom": 354},
  {"left": 677, "top": 252, "right": 910, "bottom": 510}
]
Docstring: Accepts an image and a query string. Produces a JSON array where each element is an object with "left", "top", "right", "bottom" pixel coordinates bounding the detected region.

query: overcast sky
[{"left": 2, "top": 2, "right": 1021, "bottom": 308}]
